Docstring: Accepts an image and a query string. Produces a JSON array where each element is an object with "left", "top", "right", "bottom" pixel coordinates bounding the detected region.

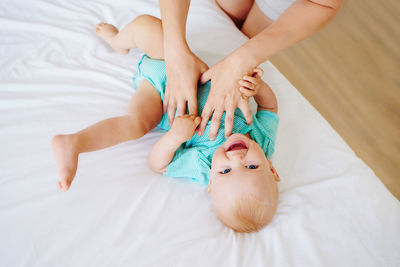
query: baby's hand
[
  {"left": 170, "top": 114, "right": 201, "bottom": 142},
  {"left": 238, "top": 67, "right": 264, "bottom": 97}
]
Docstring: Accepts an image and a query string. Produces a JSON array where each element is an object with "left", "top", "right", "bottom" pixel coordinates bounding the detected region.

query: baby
[{"left": 51, "top": 15, "right": 280, "bottom": 233}]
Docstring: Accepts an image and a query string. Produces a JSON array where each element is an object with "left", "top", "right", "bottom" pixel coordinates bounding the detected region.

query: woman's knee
[
  {"left": 217, "top": 0, "right": 254, "bottom": 28},
  {"left": 241, "top": 2, "right": 273, "bottom": 37}
]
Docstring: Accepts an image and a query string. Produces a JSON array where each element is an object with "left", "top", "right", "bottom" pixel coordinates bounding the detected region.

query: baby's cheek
[
  {"left": 211, "top": 148, "right": 223, "bottom": 169},
  {"left": 251, "top": 141, "right": 267, "bottom": 158}
]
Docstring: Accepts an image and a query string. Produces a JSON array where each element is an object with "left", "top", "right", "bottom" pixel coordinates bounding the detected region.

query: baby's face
[{"left": 208, "top": 133, "right": 280, "bottom": 232}]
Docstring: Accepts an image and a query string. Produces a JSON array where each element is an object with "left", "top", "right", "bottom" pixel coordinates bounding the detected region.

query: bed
[{"left": 1, "top": 0, "right": 399, "bottom": 266}]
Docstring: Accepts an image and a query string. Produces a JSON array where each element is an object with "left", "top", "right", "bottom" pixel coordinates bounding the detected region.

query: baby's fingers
[
  {"left": 253, "top": 67, "right": 264, "bottom": 78},
  {"left": 240, "top": 87, "right": 257, "bottom": 97},
  {"left": 241, "top": 75, "right": 258, "bottom": 85},
  {"left": 239, "top": 80, "right": 255, "bottom": 90},
  {"left": 187, "top": 114, "right": 201, "bottom": 128},
  {"left": 194, "top": 116, "right": 201, "bottom": 127}
]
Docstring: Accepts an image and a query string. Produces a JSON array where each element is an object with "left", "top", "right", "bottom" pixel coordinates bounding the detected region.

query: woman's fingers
[
  {"left": 187, "top": 85, "right": 198, "bottom": 115},
  {"left": 209, "top": 109, "right": 224, "bottom": 140},
  {"left": 200, "top": 68, "right": 212, "bottom": 84},
  {"left": 164, "top": 51, "right": 206, "bottom": 123},
  {"left": 239, "top": 100, "right": 253, "bottom": 125},
  {"left": 188, "top": 93, "right": 198, "bottom": 116},
  {"left": 224, "top": 108, "right": 235, "bottom": 138},
  {"left": 167, "top": 100, "right": 177, "bottom": 126},
  {"left": 164, "top": 81, "right": 199, "bottom": 123},
  {"left": 163, "top": 90, "right": 170, "bottom": 114},
  {"left": 177, "top": 99, "right": 186, "bottom": 117},
  {"left": 198, "top": 104, "right": 213, "bottom": 136}
]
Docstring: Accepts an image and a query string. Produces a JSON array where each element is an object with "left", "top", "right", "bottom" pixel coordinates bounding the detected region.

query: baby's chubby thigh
[{"left": 126, "top": 79, "right": 164, "bottom": 133}]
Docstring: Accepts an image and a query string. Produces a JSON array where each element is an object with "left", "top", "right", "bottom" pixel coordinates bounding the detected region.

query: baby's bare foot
[
  {"left": 95, "top": 22, "right": 129, "bottom": 55},
  {"left": 51, "top": 135, "right": 79, "bottom": 192}
]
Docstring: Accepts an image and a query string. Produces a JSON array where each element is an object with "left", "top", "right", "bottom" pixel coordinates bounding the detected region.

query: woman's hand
[
  {"left": 198, "top": 54, "right": 255, "bottom": 140},
  {"left": 164, "top": 50, "right": 208, "bottom": 125}
]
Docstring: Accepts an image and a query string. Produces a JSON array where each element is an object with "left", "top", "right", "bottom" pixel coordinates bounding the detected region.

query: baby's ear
[
  {"left": 273, "top": 171, "right": 280, "bottom": 182},
  {"left": 268, "top": 160, "right": 280, "bottom": 182}
]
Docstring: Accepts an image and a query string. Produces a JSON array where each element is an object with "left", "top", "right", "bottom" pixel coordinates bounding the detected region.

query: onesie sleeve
[
  {"left": 249, "top": 110, "right": 279, "bottom": 158},
  {"left": 164, "top": 146, "right": 211, "bottom": 186}
]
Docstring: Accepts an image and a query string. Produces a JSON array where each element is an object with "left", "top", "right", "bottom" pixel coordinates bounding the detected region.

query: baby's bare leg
[
  {"left": 51, "top": 80, "right": 162, "bottom": 191},
  {"left": 95, "top": 15, "right": 165, "bottom": 59}
]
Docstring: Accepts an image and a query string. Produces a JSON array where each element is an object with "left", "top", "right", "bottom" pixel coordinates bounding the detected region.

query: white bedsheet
[{"left": 1, "top": 0, "right": 399, "bottom": 266}]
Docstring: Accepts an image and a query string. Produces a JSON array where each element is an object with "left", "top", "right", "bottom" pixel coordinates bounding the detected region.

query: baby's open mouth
[{"left": 226, "top": 140, "right": 248, "bottom": 152}]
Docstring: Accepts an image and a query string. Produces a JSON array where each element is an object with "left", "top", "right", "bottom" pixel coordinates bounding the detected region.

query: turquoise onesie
[{"left": 133, "top": 55, "right": 279, "bottom": 186}]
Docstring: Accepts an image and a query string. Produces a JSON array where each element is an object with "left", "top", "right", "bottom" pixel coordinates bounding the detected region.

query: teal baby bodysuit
[{"left": 133, "top": 55, "right": 279, "bottom": 185}]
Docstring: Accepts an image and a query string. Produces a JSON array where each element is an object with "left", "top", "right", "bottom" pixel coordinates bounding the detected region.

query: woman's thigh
[
  {"left": 216, "top": 0, "right": 254, "bottom": 28},
  {"left": 241, "top": 2, "right": 274, "bottom": 38},
  {"left": 216, "top": 0, "right": 273, "bottom": 37}
]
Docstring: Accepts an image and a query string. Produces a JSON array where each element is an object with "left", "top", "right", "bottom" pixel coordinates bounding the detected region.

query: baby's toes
[
  {"left": 95, "top": 23, "right": 104, "bottom": 30},
  {"left": 59, "top": 179, "right": 70, "bottom": 192},
  {"left": 58, "top": 181, "right": 65, "bottom": 191},
  {"left": 59, "top": 172, "right": 72, "bottom": 191}
]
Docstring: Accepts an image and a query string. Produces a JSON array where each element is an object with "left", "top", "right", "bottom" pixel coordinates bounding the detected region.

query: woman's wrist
[
  {"left": 233, "top": 31, "right": 283, "bottom": 67},
  {"left": 164, "top": 39, "right": 191, "bottom": 58},
  {"left": 229, "top": 44, "right": 261, "bottom": 70},
  {"left": 164, "top": 47, "right": 193, "bottom": 64}
]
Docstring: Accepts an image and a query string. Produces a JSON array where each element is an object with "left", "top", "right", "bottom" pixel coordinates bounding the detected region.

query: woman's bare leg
[
  {"left": 216, "top": 0, "right": 273, "bottom": 38},
  {"left": 216, "top": 0, "right": 254, "bottom": 28},
  {"left": 51, "top": 80, "right": 162, "bottom": 191},
  {"left": 95, "top": 15, "right": 165, "bottom": 59},
  {"left": 241, "top": 2, "right": 274, "bottom": 38}
]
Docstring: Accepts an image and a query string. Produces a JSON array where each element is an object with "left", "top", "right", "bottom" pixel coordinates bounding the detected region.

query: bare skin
[
  {"left": 95, "top": 23, "right": 129, "bottom": 54},
  {"left": 159, "top": 0, "right": 208, "bottom": 123},
  {"left": 52, "top": 16, "right": 191, "bottom": 191},
  {"left": 159, "top": 0, "right": 344, "bottom": 139},
  {"left": 51, "top": 135, "right": 79, "bottom": 191},
  {"left": 51, "top": 80, "right": 163, "bottom": 191},
  {"left": 52, "top": 15, "right": 282, "bottom": 232},
  {"left": 52, "top": 18, "right": 166, "bottom": 191},
  {"left": 51, "top": 15, "right": 277, "bottom": 193}
]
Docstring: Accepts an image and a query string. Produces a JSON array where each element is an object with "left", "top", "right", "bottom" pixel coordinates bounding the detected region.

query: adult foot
[
  {"left": 51, "top": 135, "right": 79, "bottom": 192},
  {"left": 95, "top": 22, "right": 129, "bottom": 54}
]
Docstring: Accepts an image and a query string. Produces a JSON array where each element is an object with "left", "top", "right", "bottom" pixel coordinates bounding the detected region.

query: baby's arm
[
  {"left": 238, "top": 68, "right": 278, "bottom": 113},
  {"left": 148, "top": 115, "right": 201, "bottom": 173}
]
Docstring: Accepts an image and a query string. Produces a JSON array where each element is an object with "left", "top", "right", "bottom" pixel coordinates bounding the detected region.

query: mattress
[{"left": 1, "top": 0, "right": 399, "bottom": 266}]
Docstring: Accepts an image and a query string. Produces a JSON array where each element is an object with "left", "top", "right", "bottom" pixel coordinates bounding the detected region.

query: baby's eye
[
  {"left": 220, "top": 168, "right": 231, "bottom": 174},
  {"left": 246, "top": 165, "right": 258, "bottom": 169}
]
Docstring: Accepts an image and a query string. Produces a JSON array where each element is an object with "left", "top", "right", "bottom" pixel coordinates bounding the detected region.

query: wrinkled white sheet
[{"left": 1, "top": 0, "right": 399, "bottom": 266}]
